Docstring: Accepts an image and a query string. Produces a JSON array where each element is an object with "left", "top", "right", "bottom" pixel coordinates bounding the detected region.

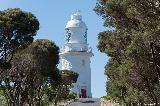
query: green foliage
[
  {"left": 41, "top": 70, "right": 78, "bottom": 105},
  {"left": 0, "top": 8, "right": 39, "bottom": 70},
  {"left": 0, "top": 39, "right": 60, "bottom": 106},
  {"left": 0, "top": 96, "right": 7, "bottom": 106},
  {"left": 43, "top": 83, "right": 56, "bottom": 102},
  {"left": 52, "top": 70, "right": 78, "bottom": 105},
  {"left": 25, "top": 39, "right": 60, "bottom": 78},
  {"left": 67, "top": 92, "right": 77, "bottom": 100},
  {"left": 102, "top": 96, "right": 113, "bottom": 101},
  {"left": 94, "top": 0, "right": 160, "bottom": 105},
  {"left": 60, "top": 70, "right": 79, "bottom": 83},
  {"left": 41, "top": 101, "right": 49, "bottom": 106}
]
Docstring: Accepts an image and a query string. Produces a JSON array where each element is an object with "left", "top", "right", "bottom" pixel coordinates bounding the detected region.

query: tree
[
  {"left": 0, "top": 8, "right": 39, "bottom": 71},
  {"left": 0, "top": 39, "right": 59, "bottom": 106},
  {"left": 52, "top": 70, "right": 78, "bottom": 105},
  {"left": 94, "top": 0, "right": 160, "bottom": 105}
]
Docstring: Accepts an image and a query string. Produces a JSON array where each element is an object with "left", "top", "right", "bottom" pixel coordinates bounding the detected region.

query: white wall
[{"left": 61, "top": 52, "right": 92, "bottom": 97}]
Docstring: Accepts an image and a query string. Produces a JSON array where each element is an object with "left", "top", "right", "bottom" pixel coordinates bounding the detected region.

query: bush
[
  {"left": 102, "top": 96, "right": 113, "bottom": 101},
  {"left": 0, "top": 96, "right": 7, "bottom": 106},
  {"left": 67, "top": 92, "right": 77, "bottom": 100}
]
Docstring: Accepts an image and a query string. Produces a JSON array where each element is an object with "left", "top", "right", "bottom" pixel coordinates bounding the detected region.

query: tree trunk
[
  {"left": 145, "top": 77, "right": 158, "bottom": 106},
  {"left": 150, "top": 42, "right": 160, "bottom": 82},
  {"left": 139, "top": 99, "right": 144, "bottom": 106},
  {"left": 37, "top": 87, "right": 41, "bottom": 106}
]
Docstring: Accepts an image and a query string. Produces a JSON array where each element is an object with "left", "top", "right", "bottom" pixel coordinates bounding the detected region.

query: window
[
  {"left": 83, "top": 29, "right": 87, "bottom": 42},
  {"left": 66, "top": 28, "right": 71, "bottom": 42}
]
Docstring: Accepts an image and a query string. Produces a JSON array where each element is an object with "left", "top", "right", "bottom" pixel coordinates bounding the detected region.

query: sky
[{"left": 0, "top": 0, "right": 109, "bottom": 98}]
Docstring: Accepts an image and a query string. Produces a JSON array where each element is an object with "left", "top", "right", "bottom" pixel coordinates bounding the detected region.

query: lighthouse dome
[{"left": 65, "top": 13, "right": 87, "bottom": 29}]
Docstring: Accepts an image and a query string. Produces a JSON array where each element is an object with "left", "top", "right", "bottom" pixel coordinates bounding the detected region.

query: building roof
[{"left": 65, "top": 13, "right": 87, "bottom": 29}]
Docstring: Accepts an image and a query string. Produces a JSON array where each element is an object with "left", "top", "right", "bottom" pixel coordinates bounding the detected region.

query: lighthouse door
[{"left": 81, "top": 89, "right": 87, "bottom": 98}]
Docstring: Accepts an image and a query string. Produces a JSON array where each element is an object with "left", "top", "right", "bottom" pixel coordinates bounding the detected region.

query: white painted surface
[
  {"left": 60, "top": 12, "right": 93, "bottom": 98},
  {"left": 65, "top": 12, "right": 87, "bottom": 44}
]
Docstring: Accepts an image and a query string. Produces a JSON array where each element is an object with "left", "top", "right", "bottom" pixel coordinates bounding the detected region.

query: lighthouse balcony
[{"left": 60, "top": 46, "right": 92, "bottom": 53}]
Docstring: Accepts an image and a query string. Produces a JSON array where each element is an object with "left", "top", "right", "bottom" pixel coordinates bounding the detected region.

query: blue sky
[{"left": 0, "top": 0, "right": 109, "bottom": 98}]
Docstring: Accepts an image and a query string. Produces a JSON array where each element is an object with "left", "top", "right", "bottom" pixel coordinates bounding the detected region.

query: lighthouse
[{"left": 60, "top": 12, "right": 93, "bottom": 98}]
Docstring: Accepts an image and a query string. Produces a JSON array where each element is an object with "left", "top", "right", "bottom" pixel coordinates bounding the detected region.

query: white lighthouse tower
[{"left": 60, "top": 12, "right": 93, "bottom": 98}]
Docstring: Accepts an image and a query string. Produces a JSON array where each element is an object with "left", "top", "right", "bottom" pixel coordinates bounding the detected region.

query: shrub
[{"left": 67, "top": 92, "right": 77, "bottom": 100}]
